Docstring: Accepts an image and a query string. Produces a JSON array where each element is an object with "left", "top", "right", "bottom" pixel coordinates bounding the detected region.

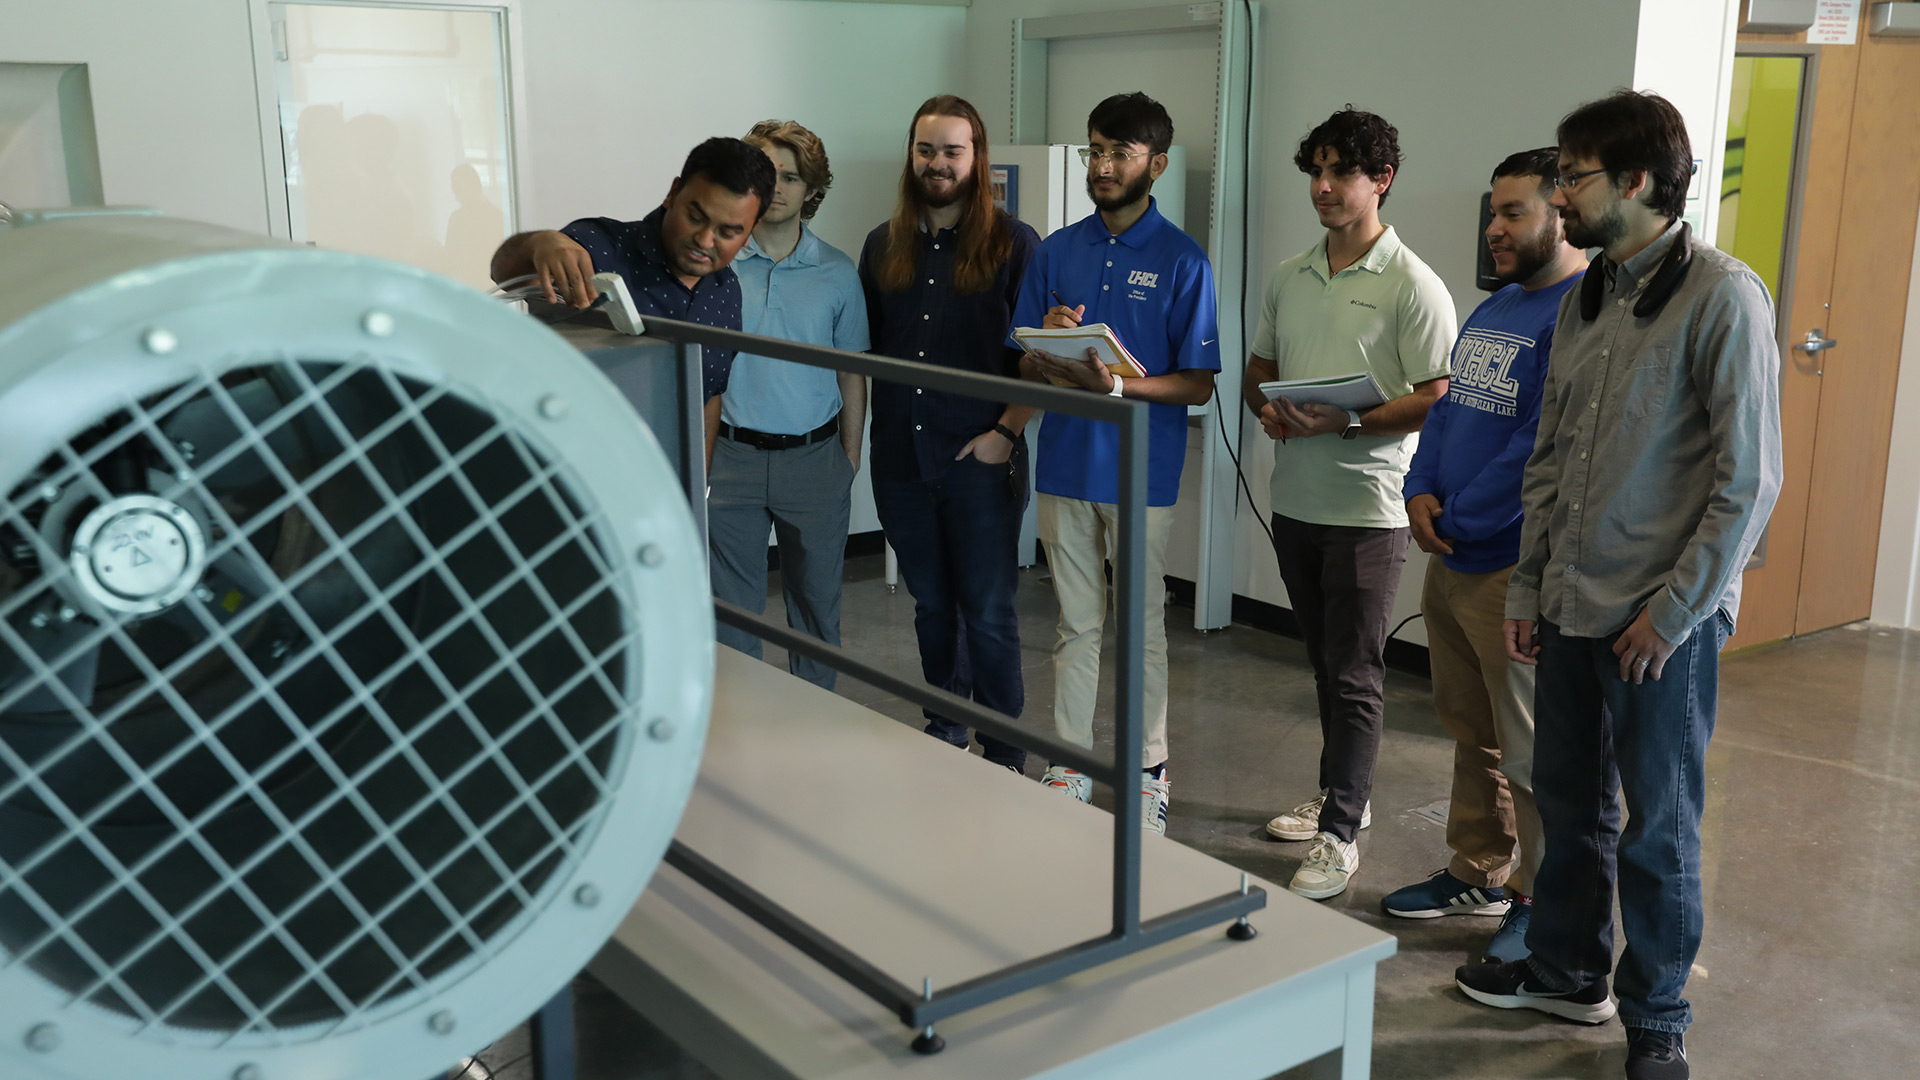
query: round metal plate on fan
[{"left": 0, "top": 214, "right": 713, "bottom": 1080}]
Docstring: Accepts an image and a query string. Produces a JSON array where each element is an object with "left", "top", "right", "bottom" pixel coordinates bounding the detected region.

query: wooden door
[
  {"left": 1792, "top": 30, "right": 1920, "bottom": 633},
  {"left": 1728, "top": 19, "right": 1920, "bottom": 648}
]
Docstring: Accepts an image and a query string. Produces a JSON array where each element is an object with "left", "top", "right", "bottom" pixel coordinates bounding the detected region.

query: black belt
[{"left": 719, "top": 414, "right": 840, "bottom": 451}]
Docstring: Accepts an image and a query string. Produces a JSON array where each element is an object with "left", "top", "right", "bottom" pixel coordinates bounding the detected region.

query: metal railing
[{"left": 634, "top": 314, "right": 1266, "bottom": 1053}]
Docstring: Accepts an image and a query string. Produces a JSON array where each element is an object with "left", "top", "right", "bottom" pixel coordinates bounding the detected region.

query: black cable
[
  {"left": 481, "top": 1051, "right": 534, "bottom": 1078},
  {"left": 540, "top": 293, "right": 611, "bottom": 327},
  {"left": 450, "top": 1048, "right": 497, "bottom": 1080},
  {"left": 1388, "top": 612, "right": 1424, "bottom": 641},
  {"left": 1213, "top": 0, "right": 1275, "bottom": 550}
]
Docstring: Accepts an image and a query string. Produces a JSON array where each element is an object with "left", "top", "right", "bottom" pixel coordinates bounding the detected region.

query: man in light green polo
[{"left": 1241, "top": 106, "right": 1455, "bottom": 901}]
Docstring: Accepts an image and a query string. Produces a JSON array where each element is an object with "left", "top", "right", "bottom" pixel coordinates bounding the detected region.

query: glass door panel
[
  {"left": 272, "top": 2, "right": 514, "bottom": 290},
  {"left": 1718, "top": 55, "right": 1807, "bottom": 299}
]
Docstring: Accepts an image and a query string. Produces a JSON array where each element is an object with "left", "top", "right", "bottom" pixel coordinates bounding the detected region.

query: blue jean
[
  {"left": 1524, "top": 612, "right": 1730, "bottom": 1034},
  {"left": 871, "top": 457, "right": 1027, "bottom": 770}
]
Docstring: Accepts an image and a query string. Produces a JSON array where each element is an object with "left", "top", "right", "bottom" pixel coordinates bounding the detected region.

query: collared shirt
[
  {"left": 1006, "top": 198, "right": 1221, "bottom": 507},
  {"left": 1506, "top": 221, "right": 1783, "bottom": 643},
  {"left": 562, "top": 207, "right": 741, "bottom": 399},
  {"left": 722, "top": 224, "right": 870, "bottom": 435},
  {"left": 1404, "top": 273, "right": 1581, "bottom": 573},
  {"left": 1252, "top": 225, "right": 1457, "bottom": 528},
  {"left": 859, "top": 212, "right": 1040, "bottom": 482}
]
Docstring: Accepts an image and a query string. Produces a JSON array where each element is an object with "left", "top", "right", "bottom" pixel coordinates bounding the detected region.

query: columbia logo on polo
[{"left": 1126, "top": 270, "right": 1159, "bottom": 288}]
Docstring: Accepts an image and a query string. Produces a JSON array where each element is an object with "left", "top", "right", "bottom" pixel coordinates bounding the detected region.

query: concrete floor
[{"left": 462, "top": 553, "right": 1920, "bottom": 1080}]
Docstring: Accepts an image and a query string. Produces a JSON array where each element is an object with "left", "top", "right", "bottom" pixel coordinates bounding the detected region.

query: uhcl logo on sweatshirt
[{"left": 1450, "top": 329, "right": 1529, "bottom": 418}]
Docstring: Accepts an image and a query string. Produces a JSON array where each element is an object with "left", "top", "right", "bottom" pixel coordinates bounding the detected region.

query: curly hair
[
  {"left": 744, "top": 119, "right": 833, "bottom": 220},
  {"left": 1294, "top": 106, "right": 1401, "bottom": 206}
]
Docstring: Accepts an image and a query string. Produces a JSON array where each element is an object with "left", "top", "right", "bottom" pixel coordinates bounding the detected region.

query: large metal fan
[{"left": 0, "top": 213, "right": 713, "bottom": 1080}]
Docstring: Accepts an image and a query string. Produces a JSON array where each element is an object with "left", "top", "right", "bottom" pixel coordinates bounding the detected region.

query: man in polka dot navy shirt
[{"left": 490, "top": 136, "right": 775, "bottom": 465}]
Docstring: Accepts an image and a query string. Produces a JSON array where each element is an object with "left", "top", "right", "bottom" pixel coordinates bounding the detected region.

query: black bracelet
[{"left": 992, "top": 423, "right": 1018, "bottom": 444}]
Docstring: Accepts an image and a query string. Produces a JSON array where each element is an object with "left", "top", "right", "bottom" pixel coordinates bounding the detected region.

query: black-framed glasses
[
  {"left": 1077, "top": 147, "right": 1149, "bottom": 166},
  {"left": 1554, "top": 167, "right": 1608, "bottom": 191}
]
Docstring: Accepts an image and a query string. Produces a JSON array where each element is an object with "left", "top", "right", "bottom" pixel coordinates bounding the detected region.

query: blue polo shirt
[
  {"left": 562, "top": 207, "right": 741, "bottom": 399},
  {"left": 1008, "top": 199, "right": 1220, "bottom": 507},
  {"left": 722, "top": 224, "right": 869, "bottom": 435}
]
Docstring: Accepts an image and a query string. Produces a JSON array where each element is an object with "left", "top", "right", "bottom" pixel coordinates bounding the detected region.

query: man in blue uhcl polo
[{"left": 1012, "top": 92, "right": 1219, "bottom": 835}]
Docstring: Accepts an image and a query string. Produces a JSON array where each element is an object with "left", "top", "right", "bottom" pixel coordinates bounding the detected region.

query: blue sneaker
[
  {"left": 1482, "top": 900, "right": 1532, "bottom": 962},
  {"left": 1381, "top": 869, "right": 1509, "bottom": 919}
]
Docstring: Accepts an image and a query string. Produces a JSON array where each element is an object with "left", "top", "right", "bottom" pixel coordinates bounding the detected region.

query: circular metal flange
[{"left": 66, "top": 494, "right": 207, "bottom": 615}]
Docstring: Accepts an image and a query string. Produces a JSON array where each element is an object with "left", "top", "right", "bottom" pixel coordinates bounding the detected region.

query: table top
[{"left": 593, "top": 649, "right": 1395, "bottom": 1079}]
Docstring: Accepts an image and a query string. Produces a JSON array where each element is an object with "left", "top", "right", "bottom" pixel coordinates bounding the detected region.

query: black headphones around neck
[{"left": 1578, "top": 220, "right": 1694, "bottom": 321}]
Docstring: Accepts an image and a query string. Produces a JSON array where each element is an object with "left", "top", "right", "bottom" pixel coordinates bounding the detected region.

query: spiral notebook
[{"left": 1013, "top": 324, "right": 1149, "bottom": 386}]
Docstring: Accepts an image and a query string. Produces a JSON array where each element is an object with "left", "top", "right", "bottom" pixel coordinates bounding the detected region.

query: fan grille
[{"left": 0, "top": 358, "right": 634, "bottom": 1040}]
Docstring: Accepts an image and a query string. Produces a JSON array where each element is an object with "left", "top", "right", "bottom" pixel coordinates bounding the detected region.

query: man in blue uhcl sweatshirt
[{"left": 1380, "top": 147, "right": 1587, "bottom": 963}]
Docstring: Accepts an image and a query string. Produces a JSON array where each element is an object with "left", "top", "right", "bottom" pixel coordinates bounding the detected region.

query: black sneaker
[
  {"left": 1625, "top": 1028, "right": 1688, "bottom": 1080},
  {"left": 1454, "top": 960, "right": 1617, "bottom": 1024}
]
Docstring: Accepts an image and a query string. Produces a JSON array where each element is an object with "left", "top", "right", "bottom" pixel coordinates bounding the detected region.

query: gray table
[{"left": 589, "top": 650, "right": 1396, "bottom": 1079}]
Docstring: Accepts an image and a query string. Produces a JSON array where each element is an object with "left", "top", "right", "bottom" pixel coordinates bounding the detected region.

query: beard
[
  {"left": 915, "top": 168, "right": 972, "bottom": 209},
  {"left": 1087, "top": 168, "right": 1155, "bottom": 213},
  {"left": 1561, "top": 199, "right": 1627, "bottom": 252},
  {"left": 1495, "top": 221, "right": 1563, "bottom": 286}
]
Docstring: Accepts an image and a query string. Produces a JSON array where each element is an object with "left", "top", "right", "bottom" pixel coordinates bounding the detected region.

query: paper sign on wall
[{"left": 1809, "top": 0, "right": 1860, "bottom": 44}]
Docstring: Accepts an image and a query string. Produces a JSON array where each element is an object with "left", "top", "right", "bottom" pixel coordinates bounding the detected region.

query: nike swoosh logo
[
  {"left": 1201, "top": 338, "right": 1217, "bottom": 346},
  {"left": 1516, "top": 984, "right": 1566, "bottom": 999}
]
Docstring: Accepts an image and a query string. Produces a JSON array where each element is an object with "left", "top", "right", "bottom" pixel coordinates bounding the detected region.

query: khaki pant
[
  {"left": 1422, "top": 559, "right": 1542, "bottom": 894},
  {"left": 1037, "top": 494, "right": 1174, "bottom": 769}
]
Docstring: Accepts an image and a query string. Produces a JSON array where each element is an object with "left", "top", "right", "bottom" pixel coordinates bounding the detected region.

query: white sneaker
[
  {"left": 1264, "top": 791, "right": 1372, "bottom": 842},
  {"left": 1041, "top": 765, "right": 1092, "bottom": 803},
  {"left": 1140, "top": 772, "right": 1171, "bottom": 835},
  {"left": 1289, "top": 831, "right": 1359, "bottom": 900}
]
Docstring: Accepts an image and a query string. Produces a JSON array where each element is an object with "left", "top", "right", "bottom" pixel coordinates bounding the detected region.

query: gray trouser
[{"left": 708, "top": 434, "right": 853, "bottom": 689}]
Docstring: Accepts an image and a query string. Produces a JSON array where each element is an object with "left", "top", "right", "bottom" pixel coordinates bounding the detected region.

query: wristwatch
[
  {"left": 1340, "top": 409, "right": 1363, "bottom": 440},
  {"left": 1108, "top": 375, "right": 1125, "bottom": 398}
]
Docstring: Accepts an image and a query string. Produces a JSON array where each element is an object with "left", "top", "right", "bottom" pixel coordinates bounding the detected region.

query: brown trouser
[{"left": 1422, "top": 558, "right": 1542, "bottom": 894}]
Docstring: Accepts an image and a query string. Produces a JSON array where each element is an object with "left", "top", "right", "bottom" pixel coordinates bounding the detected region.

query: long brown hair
[{"left": 875, "top": 95, "right": 1013, "bottom": 295}]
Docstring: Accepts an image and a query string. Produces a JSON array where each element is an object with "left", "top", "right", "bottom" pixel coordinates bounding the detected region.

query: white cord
[{"left": 487, "top": 273, "right": 539, "bottom": 296}]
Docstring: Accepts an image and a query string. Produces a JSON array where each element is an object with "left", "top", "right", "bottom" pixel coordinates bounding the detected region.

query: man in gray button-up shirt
[{"left": 1455, "top": 92, "right": 1781, "bottom": 1080}]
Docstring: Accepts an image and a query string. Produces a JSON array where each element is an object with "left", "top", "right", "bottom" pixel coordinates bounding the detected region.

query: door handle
[
  {"left": 1794, "top": 327, "right": 1837, "bottom": 374},
  {"left": 1794, "top": 328, "right": 1838, "bottom": 353}
]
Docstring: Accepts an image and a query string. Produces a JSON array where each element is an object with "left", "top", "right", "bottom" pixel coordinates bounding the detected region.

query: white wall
[
  {"left": 1633, "top": 0, "right": 1742, "bottom": 243},
  {"left": 520, "top": 0, "right": 968, "bottom": 534},
  {"left": 1872, "top": 208, "right": 1920, "bottom": 630},
  {"left": 0, "top": 0, "right": 270, "bottom": 232},
  {"left": 963, "top": 0, "right": 1647, "bottom": 644},
  {"left": 519, "top": 0, "right": 964, "bottom": 266}
]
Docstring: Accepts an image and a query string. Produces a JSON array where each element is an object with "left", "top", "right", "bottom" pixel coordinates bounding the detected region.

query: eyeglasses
[
  {"left": 1554, "top": 167, "right": 1608, "bottom": 191},
  {"left": 1077, "top": 148, "right": 1150, "bottom": 166}
]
